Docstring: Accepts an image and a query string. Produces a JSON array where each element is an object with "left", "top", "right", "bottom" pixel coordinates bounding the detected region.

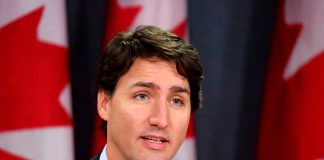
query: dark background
[{"left": 67, "top": 0, "right": 279, "bottom": 159}]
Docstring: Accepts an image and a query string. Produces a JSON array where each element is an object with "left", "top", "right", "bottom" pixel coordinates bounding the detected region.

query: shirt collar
[{"left": 99, "top": 145, "right": 108, "bottom": 160}]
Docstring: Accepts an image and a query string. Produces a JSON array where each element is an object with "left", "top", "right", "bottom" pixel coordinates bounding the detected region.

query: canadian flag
[
  {"left": 257, "top": 0, "right": 324, "bottom": 159},
  {"left": 92, "top": 0, "right": 196, "bottom": 159},
  {"left": 0, "top": 1, "right": 74, "bottom": 160}
]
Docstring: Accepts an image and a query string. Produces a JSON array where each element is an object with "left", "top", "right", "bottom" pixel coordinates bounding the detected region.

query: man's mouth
[
  {"left": 141, "top": 135, "right": 169, "bottom": 144},
  {"left": 140, "top": 135, "right": 169, "bottom": 150}
]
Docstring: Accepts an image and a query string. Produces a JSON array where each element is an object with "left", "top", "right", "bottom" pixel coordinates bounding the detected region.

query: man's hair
[{"left": 96, "top": 25, "right": 203, "bottom": 132}]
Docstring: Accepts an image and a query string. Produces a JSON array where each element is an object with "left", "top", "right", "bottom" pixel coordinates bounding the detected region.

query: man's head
[{"left": 96, "top": 26, "right": 203, "bottom": 160}]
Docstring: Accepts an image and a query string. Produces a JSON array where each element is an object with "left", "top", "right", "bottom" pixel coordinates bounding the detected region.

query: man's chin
[
  {"left": 135, "top": 146, "right": 176, "bottom": 160},
  {"left": 136, "top": 152, "right": 173, "bottom": 160}
]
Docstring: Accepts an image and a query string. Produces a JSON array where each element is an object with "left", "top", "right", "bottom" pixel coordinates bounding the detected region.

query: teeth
[{"left": 144, "top": 136, "right": 165, "bottom": 143}]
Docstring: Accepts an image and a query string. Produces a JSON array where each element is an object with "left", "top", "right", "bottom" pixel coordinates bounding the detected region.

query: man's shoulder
[
  {"left": 90, "top": 152, "right": 101, "bottom": 160},
  {"left": 90, "top": 154, "right": 100, "bottom": 160},
  {"left": 91, "top": 145, "right": 106, "bottom": 160}
]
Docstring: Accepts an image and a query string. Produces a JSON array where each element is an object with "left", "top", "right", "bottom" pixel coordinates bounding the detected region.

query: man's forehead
[
  {"left": 115, "top": 57, "right": 190, "bottom": 90},
  {"left": 131, "top": 58, "right": 185, "bottom": 77}
]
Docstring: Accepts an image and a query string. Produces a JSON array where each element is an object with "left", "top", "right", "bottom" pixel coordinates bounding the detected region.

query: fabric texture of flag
[
  {"left": 257, "top": 0, "right": 324, "bottom": 159},
  {"left": 0, "top": 0, "right": 74, "bottom": 159},
  {"left": 92, "top": 0, "right": 196, "bottom": 159}
]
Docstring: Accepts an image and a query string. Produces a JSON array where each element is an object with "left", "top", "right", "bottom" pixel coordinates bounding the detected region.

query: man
[{"left": 93, "top": 25, "right": 203, "bottom": 160}]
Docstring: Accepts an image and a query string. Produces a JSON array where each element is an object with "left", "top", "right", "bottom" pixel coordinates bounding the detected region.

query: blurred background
[{"left": 2, "top": 0, "right": 324, "bottom": 160}]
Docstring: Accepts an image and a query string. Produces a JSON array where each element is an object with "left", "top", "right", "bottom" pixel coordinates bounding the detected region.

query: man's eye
[
  {"left": 135, "top": 93, "right": 148, "bottom": 101},
  {"left": 171, "top": 98, "right": 184, "bottom": 106}
]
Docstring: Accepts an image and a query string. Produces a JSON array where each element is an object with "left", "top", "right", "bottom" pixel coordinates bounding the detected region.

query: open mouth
[{"left": 141, "top": 135, "right": 169, "bottom": 144}]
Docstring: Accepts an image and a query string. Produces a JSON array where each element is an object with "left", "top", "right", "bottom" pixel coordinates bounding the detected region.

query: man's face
[{"left": 98, "top": 57, "right": 191, "bottom": 160}]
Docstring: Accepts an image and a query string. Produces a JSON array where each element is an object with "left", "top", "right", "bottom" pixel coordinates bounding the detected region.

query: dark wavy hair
[{"left": 96, "top": 25, "right": 203, "bottom": 134}]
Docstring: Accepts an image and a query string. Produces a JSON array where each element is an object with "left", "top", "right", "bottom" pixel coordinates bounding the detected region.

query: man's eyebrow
[
  {"left": 170, "top": 86, "right": 190, "bottom": 95},
  {"left": 130, "top": 82, "right": 190, "bottom": 95},
  {"left": 130, "top": 82, "right": 160, "bottom": 89}
]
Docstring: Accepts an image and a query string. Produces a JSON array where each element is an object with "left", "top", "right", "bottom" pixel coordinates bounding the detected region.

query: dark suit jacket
[{"left": 90, "top": 150, "right": 102, "bottom": 160}]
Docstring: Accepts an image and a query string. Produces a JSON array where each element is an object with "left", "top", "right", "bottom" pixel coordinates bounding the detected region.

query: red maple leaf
[
  {"left": 102, "top": 0, "right": 187, "bottom": 43},
  {"left": 0, "top": 7, "right": 71, "bottom": 132},
  {"left": 0, "top": 149, "right": 25, "bottom": 160},
  {"left": 103, "top": 0, "right": 141, "bottom": 45},
  {"left": 171, "top": 20, "right": 187, "bottom": 39},
  {"left": 257, "top": 2, "right": 324, "bottom": 159}
]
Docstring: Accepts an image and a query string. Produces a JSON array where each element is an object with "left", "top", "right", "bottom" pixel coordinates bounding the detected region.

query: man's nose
[{"left": 148, "top": 100, "right": 169, "bottom": 129}]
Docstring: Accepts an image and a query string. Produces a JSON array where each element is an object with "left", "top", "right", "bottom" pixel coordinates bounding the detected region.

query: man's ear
[{"left": 97, "top": 89, "right": 110, "bottom": 121}]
